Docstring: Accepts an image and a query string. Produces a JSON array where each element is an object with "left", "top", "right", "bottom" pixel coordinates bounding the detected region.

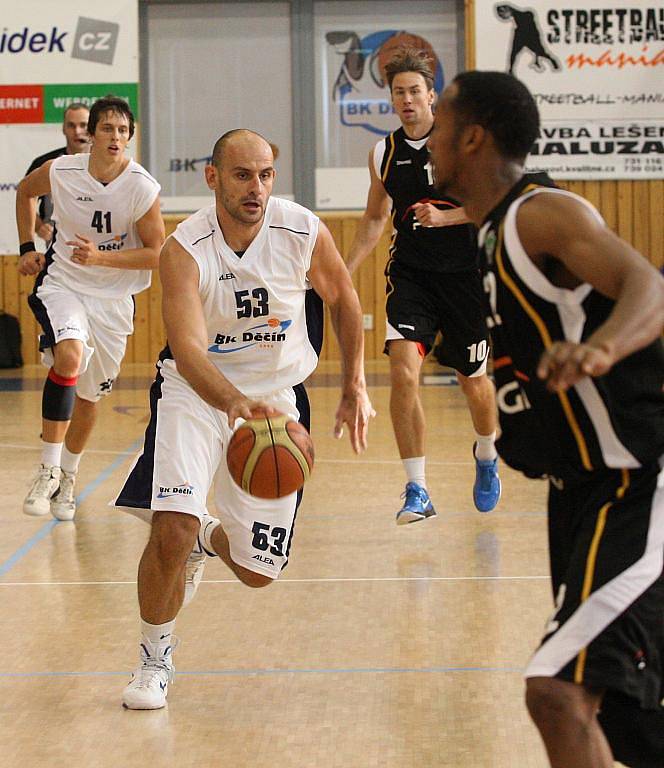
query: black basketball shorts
[
  {"left": 383, "top": 259, "right": 490, "bottom": 377},
  {"left": 526, "top": 461, "right": 664, "bottom": 716}
]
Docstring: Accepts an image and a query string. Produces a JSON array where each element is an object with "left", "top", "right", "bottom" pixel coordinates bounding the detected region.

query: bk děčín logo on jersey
[
  {"left": 98, "top": 232, "right": 127, "bottom": 251},
  {"left": 208, "top": 318, "right": 293, "bottom": 354}
]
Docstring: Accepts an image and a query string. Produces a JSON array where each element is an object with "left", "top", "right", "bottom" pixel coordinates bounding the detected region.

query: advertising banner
[
  {"left": 473, "top": 1, "right": 664, "bottom": 179},
  {"left": 0, "top": 0, "right": 138, "bottom": 253},
  {"left": 315, "top": 6, "right": 460, "bottom": 208}
]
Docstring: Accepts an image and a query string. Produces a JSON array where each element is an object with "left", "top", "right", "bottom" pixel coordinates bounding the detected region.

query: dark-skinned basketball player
[
  {"left": 346, "top": 47, "right": 500, "bottom": 525},
  {"left": 428, "top": 70, "right": 664, "bottom": 768}
]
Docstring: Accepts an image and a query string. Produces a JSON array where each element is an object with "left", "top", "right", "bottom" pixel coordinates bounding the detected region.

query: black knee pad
[{"left": 42, "top": 369, "right": 77, "bottom": 421}]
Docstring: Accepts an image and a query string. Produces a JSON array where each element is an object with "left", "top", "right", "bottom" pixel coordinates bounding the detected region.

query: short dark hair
[
  {"left": 384, "top": 47, "right": 434, "bottom": 92},
  {"left": 211, "top": 129, "right": 272, "bottom": 168},
  {"left": 88, "top": 95, "right": 135, "bottom": 139},
  {"left": 63, "top": 102, "right": 89, "bottom": 122},
  {"left": 451, "top": 71, "right": 539, "bottom": 160}
]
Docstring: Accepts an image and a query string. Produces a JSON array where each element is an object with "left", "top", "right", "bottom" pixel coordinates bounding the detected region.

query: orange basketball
[{"left": 226, "top": 411, "right": 314, "bottom": 499}]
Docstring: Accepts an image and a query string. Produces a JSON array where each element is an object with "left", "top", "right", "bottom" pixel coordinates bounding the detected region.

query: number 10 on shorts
[{"left": 467, "top": 339, "right": 488, "bottom": 363}]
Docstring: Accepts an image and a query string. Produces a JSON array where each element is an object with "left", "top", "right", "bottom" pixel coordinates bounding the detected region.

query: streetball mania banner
[{"left": 474, "top": 1, "right": 663, "bottom": 179}]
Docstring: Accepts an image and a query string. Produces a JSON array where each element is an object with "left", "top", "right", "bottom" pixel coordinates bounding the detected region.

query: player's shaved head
[
  {"left": 212, "top": 129, "right": 273, "bottom": 169},
  {"left": 206, "top": 129, "right": 276, "bottom": 227}
]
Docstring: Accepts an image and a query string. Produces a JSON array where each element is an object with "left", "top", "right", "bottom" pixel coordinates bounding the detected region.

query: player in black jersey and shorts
[
  {"left": 428, "top": 70, "right": 664, "bottom": 768},
  {"left": 346, "top": 47, "right": 501, "bottom": 525}
]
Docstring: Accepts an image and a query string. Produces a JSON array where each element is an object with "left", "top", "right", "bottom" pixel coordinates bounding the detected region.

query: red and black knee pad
[{"left": 42, "top": 368, "right": 78, "bottom": 421}]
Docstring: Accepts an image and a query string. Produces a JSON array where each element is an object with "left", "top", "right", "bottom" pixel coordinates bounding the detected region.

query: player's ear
[
  {"left": 463, "top": 124, "right": 487, "bottom": 154},
  {"left": 204, "top": 164, "right": 217, "bottom": 190}
]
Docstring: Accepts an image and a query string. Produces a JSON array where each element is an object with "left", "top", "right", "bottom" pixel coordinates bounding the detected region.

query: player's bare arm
[
  {"left": 412, "top": 202, "right": 471, "bottom": 227},
  {"left": 16, "top": 161, "right": 53, "bottom": 275},
  {"left": 160, "top": 236, "right": 275, "bottom": 426},
  {"left": 35, "top": 216, "right": 54, "bottom": 243},
  {"left": 345, "top": 148, "right": 391, "bottom": 274},
  {"left": 308, "top": 221, "right": 374, "bottom": 453},
  {"left": 516, "top": 193, "right": 664, "bottom": 390},
  {"left": 66, "top": 198, "right": 166, "bottom": 270}
]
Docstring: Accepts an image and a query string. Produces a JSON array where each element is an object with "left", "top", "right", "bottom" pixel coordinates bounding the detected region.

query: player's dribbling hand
[
  {"left": 334, "top": 388, "right": 375, "bottom": 454},
  {"left": 17, "top": 251, "right": 45, "bottom": 276},
  {"left": 225, "top": 396, "right": 280, "bottom": 430},
  {"left": 67, "top": 233, "right": 101, "bottom": 266},
  {"left": 537, "top": 341, "right": 614, "bottom": 392}
]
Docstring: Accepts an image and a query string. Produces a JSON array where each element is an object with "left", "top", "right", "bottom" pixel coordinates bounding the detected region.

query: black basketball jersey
[
  {"left": 479, "top": 174, "right": 664, "bottom": 478},
  {"left": 377, "top": 127, "right": 477, "bottom": 273},
  {"left": 25, "top": 145, "right": 66, "bottom": 224}
]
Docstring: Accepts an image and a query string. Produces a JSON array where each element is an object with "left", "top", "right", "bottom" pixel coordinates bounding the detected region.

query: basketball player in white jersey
[
  {"left": 16, "top": 96, "right": 164, "bottom": 521},
  {"left": 114, "top": 129, "right": 374, "bottom": 709}
]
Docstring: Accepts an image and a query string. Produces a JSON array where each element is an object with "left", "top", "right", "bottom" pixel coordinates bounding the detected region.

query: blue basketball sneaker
[
  {"left": 473, "top": 445, "right": 501, "bottom": 512},
  {"left": 396, "top": 482, "right": 436, "bottom": 525}
]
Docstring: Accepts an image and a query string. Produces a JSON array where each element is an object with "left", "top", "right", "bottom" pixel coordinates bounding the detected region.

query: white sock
[
  {"left": 141, "top": 618, "right": 176, "bottom": 648},
  {"left": 474, "top": 431, "right": 497, "bottom": 461},
  {"left": 41, "top": 441, "right": 62, "bottom": 467},
  {"left": 200, "top": 514, "right": 222, "bottom": 557},
  {"left": 403, "top": 457, "right": 426, "bottom": 489},
  {"left": 60, "top": 445, "right": 82, "bottom": 474}
]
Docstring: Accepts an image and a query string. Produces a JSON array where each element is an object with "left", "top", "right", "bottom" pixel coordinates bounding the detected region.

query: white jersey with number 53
[{"left": 169, "top": 196, "right": 321, "bottom": 396}]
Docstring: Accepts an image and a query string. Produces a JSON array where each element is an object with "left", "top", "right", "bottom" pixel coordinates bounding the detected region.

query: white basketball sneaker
[
  {"left": 182, "top": 513, "right": 221, "bottom": 606},
  {"left": 23, "top": 464, "right": 61, "bottom": 516},
  {"left": 183, "top": 541, "right": 206, "bottom": 607},
  {"left": 122, "top": 637, "right": 178, "bottom": 710},
  {"left": 51, "top": 470, "right": 77, "bottom": 521}
]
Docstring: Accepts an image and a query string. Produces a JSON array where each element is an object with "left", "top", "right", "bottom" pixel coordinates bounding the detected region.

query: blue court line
[
  {"left": 75, "top": 437, "right": 143, "bottom": 505},
  {"left": 0, "top": 438, "right": 143, "bottom": 578},
  {"left": 0, "top": 664, "right": 525, "bottom": 679},
  {"left": 0, "top": 520, "right": 59, "bottom": 578}
]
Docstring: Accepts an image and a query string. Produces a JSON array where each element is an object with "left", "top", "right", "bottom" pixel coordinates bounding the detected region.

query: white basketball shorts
[
  {"left": 114, "top": 360, "right": 311, "bottom": 579},
  {"left": 28, "top": 276, "right": 134, "bottom": 402}
]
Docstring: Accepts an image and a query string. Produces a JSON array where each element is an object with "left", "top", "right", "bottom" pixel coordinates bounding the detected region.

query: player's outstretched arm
[
  {"left": 308, "top": 221, "right": 375, "bottom": 453},
  {"left": 160, "top": 236, "right": 275, "bottom": 427},
  {"left": 345, "top": 148, "right": 391, "bottom": 275},
  {"left": 66, "top": 198, "right": 166, "bottom": 270},
  {"left": 515, "top": 193, "right": 664, "bottom": 391},
  {"left": 16, "top": 161, "right": 52, "bottom": 275}
]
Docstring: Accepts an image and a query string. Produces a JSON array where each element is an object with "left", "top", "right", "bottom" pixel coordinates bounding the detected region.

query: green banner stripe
[{"left": 43, "top": 83, "right": 139, "bottom": 123}]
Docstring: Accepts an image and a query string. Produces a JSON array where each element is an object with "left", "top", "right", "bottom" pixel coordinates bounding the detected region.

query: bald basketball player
[{"left": 114, "top": 129, "right": 374, "bottom": 709}]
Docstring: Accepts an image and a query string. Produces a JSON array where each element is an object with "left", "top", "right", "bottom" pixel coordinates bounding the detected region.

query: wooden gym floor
[{"left": 0, "top": 361, "right": 618, "bottom": 768}]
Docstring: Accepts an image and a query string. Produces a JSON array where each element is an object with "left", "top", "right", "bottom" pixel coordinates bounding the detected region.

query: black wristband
[{"left": 19, "top": 241, "right": 36, "bottom": 256}]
